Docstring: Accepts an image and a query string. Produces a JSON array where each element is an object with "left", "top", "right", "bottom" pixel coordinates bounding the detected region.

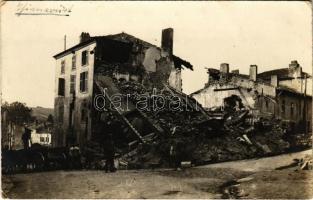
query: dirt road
[
  {"left": 2, "top": 150, "right": 312, "bottom": 199},
  {"left": 200, "top": 149, "right": 312, "bottom": 172},
  {"left": 3, "top": 169, "right": 250, "bottom": 199}
]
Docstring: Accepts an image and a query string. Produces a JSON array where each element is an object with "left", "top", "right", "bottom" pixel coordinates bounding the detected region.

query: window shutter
[
  {"left": 61, "top": 60, "right": 65, "bottom": 74},
  {"left": 80, "top": 73, "right": 83, "bottom": 91},
  {"left": 85, "top": 71, "right": 88, "bottom": 91},
  {"left": 72, "top": 55, "right": 76, "bottom": 70},
  {"left": 58, "top": 78, "right": 65, "bottom": 96}
]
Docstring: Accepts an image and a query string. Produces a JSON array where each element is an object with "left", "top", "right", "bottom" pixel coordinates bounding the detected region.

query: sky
[{"left": 1, "top": 1, "right": 312, "bottom": 108}]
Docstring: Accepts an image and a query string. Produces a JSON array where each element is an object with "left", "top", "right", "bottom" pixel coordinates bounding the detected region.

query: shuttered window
[
  {"left": 58, "top": 105, "right": 64, "bottom": 123},
  {"left": 58, "top": 78, "right": 65, "bottom": 96},
  {"left": 80, "top": 71, "right": 88, "bottom": 92},
  {"left": 72, "top": 55, "right": 76, "bottom": 70},
  {"left": 61, "top": 60, "right": 65, "bottom": 74},
  {"left": 82, "top": 50, "right": 88, "bottom": 66},
  {"left": 70, "top": 75, "right": 76, "bottom": 94}
]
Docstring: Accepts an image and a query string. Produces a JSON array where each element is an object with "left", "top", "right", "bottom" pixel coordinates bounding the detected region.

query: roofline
[
  {"left": 277, "top": 88, "right": 312, "bottom": 97},
  {"left": 53, "top": 39, "right": 96, "bottom": 59},
  {"left": 190, "top": 86, "right": 209, "bottom": 96},
  {"left": 53, "top": 32, "right": 193, "bottom": 71},
  {"left": 258, "top": 67, "right": 312, "bottom": 78}
]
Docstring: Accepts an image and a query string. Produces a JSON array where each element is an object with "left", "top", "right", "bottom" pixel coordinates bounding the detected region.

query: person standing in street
[
  {"left": 100, "top": 112, "right": 117, "bottom": 173},
  {"left": 21, "top": 126, "right": 31, "bottom": 149},
  {"left": 103, "top": 133, "right": 116, "bottom": 172}
]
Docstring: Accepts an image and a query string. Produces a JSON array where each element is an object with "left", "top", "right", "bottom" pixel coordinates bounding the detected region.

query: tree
[
  {"left": 47, "top": 114, "right": 54, "bottom": 124},
  {"left": 1, "top": 101, "right": 32, "bottom": 125}
]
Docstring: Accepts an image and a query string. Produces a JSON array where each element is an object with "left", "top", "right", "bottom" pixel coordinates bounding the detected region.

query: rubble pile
[
  {"left": 116, "top": 80, "right": 210, "bottom": 136},
  {"left": 287, "top": 134, "right": 312, "bottom": 149},
  {"left": 106, "top": 80, "right": 295, "bottom": 169},
  {"left": 296, "top": 154, "right": 313, "bottom": 170},
  {"left": 123, "top": 115, "right": 292, "bottom": 168}
]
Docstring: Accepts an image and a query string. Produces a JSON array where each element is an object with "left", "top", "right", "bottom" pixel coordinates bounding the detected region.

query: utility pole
[
  {"left": 64, "top": 35, "right": 67, "bottom": 50},
  {"left": 302, "top": 74, "right": 307, "bottom": 134}
]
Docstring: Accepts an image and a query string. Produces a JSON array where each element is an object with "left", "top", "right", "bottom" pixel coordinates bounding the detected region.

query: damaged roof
[
  {"left": 173, "top": 55, "right": 193, "bottom": 71},
  {"left": 53, "top": 39, "right": 96, "bottom": 59},
  {"left": 191, "top": 67, "right": 312, "bottom": 97},
  {"left": 53, "top": 32, "right": 193, "bottom": 70},
  {"left": 258, "top": 68, "right": 311, "bottom": 80},
  {"left": 104, "top": 32, "right": 157, "bottom": 48}
]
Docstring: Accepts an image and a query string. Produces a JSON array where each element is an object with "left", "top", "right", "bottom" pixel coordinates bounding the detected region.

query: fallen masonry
[
  {"left": 296, "top": 154, "right": 313, "bottom": 170},
  {"left": 82, "top": 78, "right": 312, "bottom": 170},
  {"left": 2, "top": 78, "right": 311, "bottom": 173}
]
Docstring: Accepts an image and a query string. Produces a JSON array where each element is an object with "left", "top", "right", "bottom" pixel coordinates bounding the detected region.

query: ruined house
[
  {"left": 52, "top": 28, "right": 193, "bottom": 147},
  {"left": 191, "top": 61, "right": 312, "bottom": 133}
]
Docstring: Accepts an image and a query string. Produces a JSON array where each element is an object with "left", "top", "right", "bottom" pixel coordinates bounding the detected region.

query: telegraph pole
[
  {"left": 302, "top": 74, "right": 307, "bottom": 134},
  {"left": 64, "top": 35, "right": 67, "bottom": 50}
]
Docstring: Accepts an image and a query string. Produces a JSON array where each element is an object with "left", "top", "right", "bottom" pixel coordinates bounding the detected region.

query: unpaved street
[
  {"left": 3, "top": 169, "right": 250, "bottom": 199},
  {"left": 3, "top": 150, "right": 313, "bottom": 199}
]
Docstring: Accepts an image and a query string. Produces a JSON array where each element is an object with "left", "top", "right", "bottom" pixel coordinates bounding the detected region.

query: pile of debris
[
  {"left": 90, "top": 78, "right": 310, "bottom": 170},
  {"left": 121, "top": 113, "right": 291, "bottom": 168},
  {"left": 100, "top": 80, "right": 293, "bottom": 169},
  {"left": 296, "top": 154, "right": 313, "bottom": 170}
]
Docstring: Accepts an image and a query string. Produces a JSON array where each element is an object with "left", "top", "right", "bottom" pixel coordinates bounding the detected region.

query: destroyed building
[
  {"left": 191, "top": 61, "right": 312, "bottom": 133},
  {"left": 52, "top": 29, "right": 311, "bottom": 168},
  {"left": 52, "top": 28, "right": 194, "bottom": 147}
]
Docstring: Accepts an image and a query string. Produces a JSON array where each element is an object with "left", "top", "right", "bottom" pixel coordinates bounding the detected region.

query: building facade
[
  {"left": 52, "top": 28, "right": 193, "bottom": 147},
  {"left": 191, "top": 61, "right": 312, "bottom": 133}
]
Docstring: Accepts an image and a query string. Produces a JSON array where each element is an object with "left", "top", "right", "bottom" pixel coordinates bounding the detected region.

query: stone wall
[{"left": 53, "top": 42, "right": 96, "bottom": 147}]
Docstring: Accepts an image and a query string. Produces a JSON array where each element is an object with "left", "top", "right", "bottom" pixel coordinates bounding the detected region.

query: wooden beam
[{"left": 213, "top": 87, "right": 239, "bottom": 91}]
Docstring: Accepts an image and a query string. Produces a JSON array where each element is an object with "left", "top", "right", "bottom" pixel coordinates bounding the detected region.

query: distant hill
[{"left": 31, "top": 106, "right": 54, "bottom": 121}]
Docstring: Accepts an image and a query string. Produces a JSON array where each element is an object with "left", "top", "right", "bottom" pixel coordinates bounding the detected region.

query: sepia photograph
[{"left": 1, "top": 1, "right": 312, "bottom": 199}]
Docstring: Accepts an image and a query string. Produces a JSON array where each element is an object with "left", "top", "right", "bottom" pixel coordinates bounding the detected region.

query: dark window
[
  {"left": 82, "top": 50, "right": 88, "bottom": 66},
  {"left": 58, "top": 78, "right": 65, "bottom": 96},
  {"left": 298, "top": 103, "right": 301, "bottom": 116},
  {"left": 281, "top": 100, "right": 286, "bottom": 114},
  {"left": 70, "top": 75, "right": 76, "bottom": 94},
  {"left": 58, "top": 105, "right": 64, "bottom": 123},
  {"left": 81, "top": 109, "right": 87, "bottom": 123},
  {"left": 61, "top": 60, "right": 65, "bottom": 74},
  {"left": 81, "top": 101, "right": 88, "bottom": 123},
  {"left": 80, "top": 71, "right": 88, "bottom": 92},
  {"left": 290, "top": 103, "right": 294, "bottom": 116},
  {"left": 72, "top": 55, "right": 76, "bottom": 70},
  {"left": 265, "top": 99, "right": 269, "bottom": 110}
]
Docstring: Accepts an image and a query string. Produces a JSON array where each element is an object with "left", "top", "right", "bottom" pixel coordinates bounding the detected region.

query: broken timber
[
  {"left": 163, "top": 83, "right": 211, "bottom": 120},
  {"left": 213, "top": 87, "right": 239, "bottom": 91},
  {"left": 95, "top": 80, "right": 146, "bottom": 144},
  {"left": 136, "top": 109, "right": 166, "bottom": 135}
]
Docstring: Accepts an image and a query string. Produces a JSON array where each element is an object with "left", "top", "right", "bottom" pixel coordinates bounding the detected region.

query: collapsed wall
[{"left": 84, "top": 76, "right": 311, "bottom": 170}]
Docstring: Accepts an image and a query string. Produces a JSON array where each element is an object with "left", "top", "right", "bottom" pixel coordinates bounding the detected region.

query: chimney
[
  {"left": 80, "top": 32, "right": 91, "bottom": 43},
  {"left": 289, "top": 60, "right": 299, "bottom": 69},
  {"left": 220, "top": 63, "right": 229, "bottom": 74},
  {"left": 289, "top": 60, "right": 302, "bottom": 77},
  {"left": 231, "top": 69, "right": 239, "bottom": 74},
  {"left": 161, "top": 28, "right": 173, "bottom": 56},
  {"left": 271, "top": 75, "right": 278, "bottom": 87},
  {"left": 249, "top": 65, "right": 258, "bottom": 81}
]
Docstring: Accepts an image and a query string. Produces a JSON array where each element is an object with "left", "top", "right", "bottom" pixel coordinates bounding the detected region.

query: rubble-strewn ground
[{"left": 3, "top": 149, "right": 312, "bottom": 199}]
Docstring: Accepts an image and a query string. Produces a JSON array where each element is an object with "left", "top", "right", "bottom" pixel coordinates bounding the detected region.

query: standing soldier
[
  {"left": 169, "top": 126, "right": 182, "bottom": 170},
  {"left": 21, "top": 125, "right": 31, "bottom": 149},
  {"left": 100, "top": 112, "right": 117, "bottom": 172},
  {"left": 103, "top": 133, "right": 116, "bottom": 172}
]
